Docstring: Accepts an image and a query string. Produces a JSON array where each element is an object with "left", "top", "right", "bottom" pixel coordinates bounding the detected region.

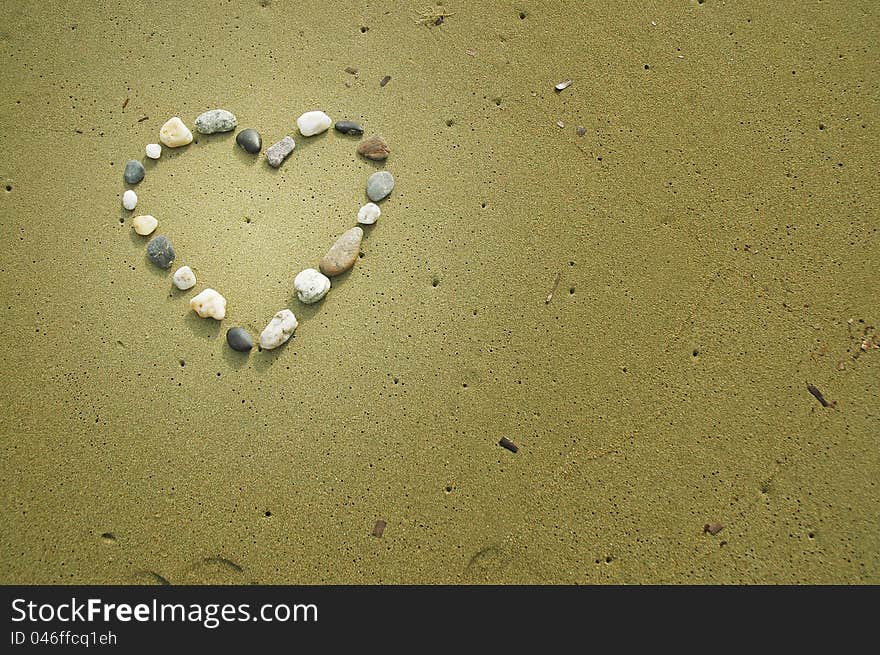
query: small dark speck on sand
[
  {"left": 703, "top": 522, "right": 724, "bottom": 536},
  {"left": 380, "top": 75, "right": 391, "bottom": 87},
  {"left": 372, "top": 520, "right": 387, "bottom": 537},
  {"left": 499, "top": 437, "right": 518, "bottom": 453}
]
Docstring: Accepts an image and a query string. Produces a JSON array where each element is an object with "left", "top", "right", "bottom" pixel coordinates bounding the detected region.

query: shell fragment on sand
[
  {"left": 259, "top": 309, "right": 298, "bottom": 349},
  {"left": 554, "top": 79, "right": 573, "bottom": 92},
  {"left": 190, "top": 288, "right": 227, "bottom": 320}
]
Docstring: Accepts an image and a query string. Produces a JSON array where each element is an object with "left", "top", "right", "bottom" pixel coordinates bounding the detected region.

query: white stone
[
  {"left": 357, "top": 202, "right": 381, "bottom": 225},
  {"left": 132, "top": 214, "right": 158, "bottom": 235},
  {"left": 159, "top": 116, "right": 193, "bottom": 147},
  {"left": 122, "top": 189, "right": 137, "bottom": 210},
  {"left": 173, "top": 266, "right": 196, "bottom": 290},
  {"left": 259, "top": 309, "right": 298, "bottom": 349},
  {"left": 293, "top": 268, "right": 331, "bottom": 304},
  {"left": 189, "top": 288, "right": 226, "bottom": 320},
  {"left": 145, "top": 143, "right": 162, "bottom": 159},
  {"left": 296, "top": 111, "right": 332, "bottom": 137}
]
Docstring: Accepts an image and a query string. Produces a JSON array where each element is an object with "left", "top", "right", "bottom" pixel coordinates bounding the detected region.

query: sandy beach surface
[{"left": 0, "top": 0, "right": 877, "bottom": 583}]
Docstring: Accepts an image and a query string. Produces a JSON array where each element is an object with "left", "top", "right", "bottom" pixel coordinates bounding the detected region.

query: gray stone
[
  {"left": 266, "top": 136, "right": 295, "bottom": 168},
  {"left": 319, "top": 227, "right": 363, "bottom": 277},
  {"left": 124, "top": 160, "right": 145, "bottom": 184},
  {"left": 226, "top": 327, "right": 253, "bottom": 352},
  {"left": 146, "top": 235, "right": 175, "bottom": 269},
  {"left": 334, "top": 120, "right": 364, "bottom": 136},
  {"left": 366, "top": 171, "right": 394, "bottom": 202},
  {"left": 194, "top": 109, "right": 237, "bottom": 134},
  {"left": 236, "top": 128, "right": 262, "bottom": 154}
]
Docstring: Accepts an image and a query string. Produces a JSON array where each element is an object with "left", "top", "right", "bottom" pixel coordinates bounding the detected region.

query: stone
[
  {"left": 146, "top": 235, "right": 175, "bottom": 269},
  {"left": 145, "top": 143, "right": 162, "bottom": 159},
  {"left": 357, "top": 202, "right": 381, "bottom": 225},
  {"left": 357, "top": 135, "right": 390, "bottom": 160},
  {"left": 124, "top": 160, "right": 145, "bottom": 184},
  {"left": 259, "top": 309, "right": 298, "bottom": 349},
  {"left": 122, "top": 189, "right": 138, "bottom": 210},
  {"left": 194, "top": 109, "right": 237, "bottom": 134},
  {"left": 132, "top": 214, "right": 158, "bottom": 236},
  {"left": 296, "top": 110, "right": 332, "bottom": 137},
  {"left": 334, "top": 120, "right": 364, "bottom": 136},
  {"left": 226, "top": 327, "right": 253, "bottom": 352},
  {"left": 172, "top": 265, "right": 196, "bottom": 290},
  {"left": 190, "top": 288, "right": 227, "bottom": 320},
  {"left": 236, "top": 128, "right": 262, "bottom": 154},
  {"left": 319, "top": 227, "right": 363, "bottom": 277},
  {"left": 159, "top": 116, "right": 193, "bottom": 147},
  {"left": 366, "top": 171, "right": 394, "bottom": 202},
  {"left": 293, "top": 268, "right": 331, "bottom": 304},
  {"left": 266, "top": 136, "right": 295, "bottom": 167}
]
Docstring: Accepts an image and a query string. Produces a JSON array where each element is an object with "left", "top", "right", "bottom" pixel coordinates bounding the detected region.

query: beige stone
[
  {"left": 159, "top": 116, "right": 193, "bottom": 147},
  {"left": 319, "top": 227, "right": 363, "bottom": 277},
  {"left": 132, "top": 214, "right": 158, "bottom": 236}
]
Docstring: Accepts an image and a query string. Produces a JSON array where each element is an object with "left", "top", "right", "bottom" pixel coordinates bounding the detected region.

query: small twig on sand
[
  {"left": 545, "top": 271, "right": 561, "bottom": 304},
  {"left": 415, "top": 6, "right": 454, "bottom": 26}
]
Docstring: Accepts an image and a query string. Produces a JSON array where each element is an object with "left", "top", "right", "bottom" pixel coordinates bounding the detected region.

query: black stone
[
  {"left": 146, "top": 235, "right": 175, "bottom": 269},
  {"left": 226, "top": 327, "right": 253, "bottom": 352},
  {"left": 124, "top": 160, "right": 145, "bottom": 184},
  {"left": 334, "top": 120, "right": 364, "bottom": 136},
  {"left": 236, "top": 128, "right": 262, "bottom": 154}
]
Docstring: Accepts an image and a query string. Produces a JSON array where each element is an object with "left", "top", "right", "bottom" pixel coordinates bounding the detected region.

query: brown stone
[
  {"left": 356, "top": 135, "right": 390, "bottom": 161},
  {"left": 319, "top": 227, "right": 363, "bottom": 277}
]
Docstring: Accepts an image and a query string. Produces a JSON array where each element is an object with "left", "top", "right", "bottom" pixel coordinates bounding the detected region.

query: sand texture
[{"left": 0, "top": 0, "right": 877, "bottom": 584}]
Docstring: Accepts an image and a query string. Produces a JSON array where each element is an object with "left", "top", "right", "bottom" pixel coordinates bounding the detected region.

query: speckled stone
[
  {"left": 124, "top": 160, "right": 145, "bottom": 184},
  {"left": 319, "top": 227, "right": 363, "bottom": 277},
  {"left": 236, "top": 128, "right": 262, "bottom": 154},
  {"left": 334, "top": 120, "right": 364, "bottom": 136},
  {"left": 366, "top": 171, "right": 394, "bottom": 202},
  {"left": 266, "top": 136, "right": 295, "bottom": 168},
  {"left": 226, "top": 327, "right": 253, "bottom": 352},
  {"left": 146, "top": 235, "right": 175, "bottom": 269},
  {"left": 194, "top": 108, "right": 237, "bottom": 134}
]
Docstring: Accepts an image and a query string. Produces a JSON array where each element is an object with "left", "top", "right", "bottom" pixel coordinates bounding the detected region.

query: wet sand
[{"left": 0, "top": 0, "right": 877, "bottom": 583}]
